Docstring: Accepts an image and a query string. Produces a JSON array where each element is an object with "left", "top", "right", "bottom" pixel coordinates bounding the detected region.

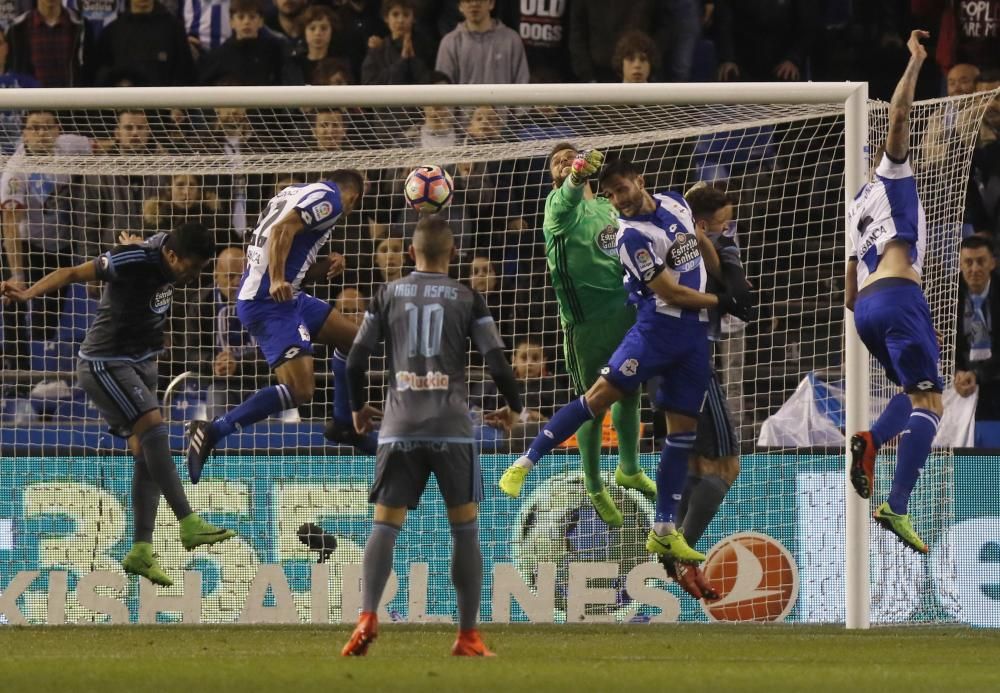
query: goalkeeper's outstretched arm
[
  {"left": 546, "top": 150, "right": 604, "bottom": 228},
  {"left": 885, "top": 30, "right": 929, "bottom": 162}
]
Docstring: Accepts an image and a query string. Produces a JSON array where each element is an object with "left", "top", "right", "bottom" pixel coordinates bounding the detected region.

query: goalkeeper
[{"left": 526, "top": 143, "right": 655, "bottom": 525}]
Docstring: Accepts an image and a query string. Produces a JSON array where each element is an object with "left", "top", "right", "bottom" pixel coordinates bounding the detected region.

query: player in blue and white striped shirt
[
  {"left": 499, "top": 158, "right": 752, "bottom": 565},
  {"left": 846, "top": 30, "right": 940, "bottom": 555},
  {"left": 186, "top": 171, "right": 369, "bottom": 482}
]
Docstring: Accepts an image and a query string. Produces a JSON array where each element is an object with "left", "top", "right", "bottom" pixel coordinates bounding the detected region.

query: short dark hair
[
  {"left": 961, "top": 234, "right": 995, "bottom": 254},
  {"left": 685, "top": 183, "right": 734, "bottom": 220},
  {"left": 166, "top": 222, "right": 216, "bottom": 260},
  {"left": 298, "top": 4, "right": 339, "bottom": 32},
  {"left": 549, "top": 141, "right": 576, "bottom": 163},
  {"left": 380, "top": 0, "right": 415, "bottom": 16},
  {"left": 230, "top": 0, "right": 263, "bottom": 16},
  {"left": 413, "top": 215, "right": 454, "bottom": 260},
  {"left": 612, "top": 30, "right": 660, "bottom": 77},
  {"left": 326, "top": 168, "right": 364, "bottom": 196},
  {"left": 598, "top": 158, "right": 641, "bottom": 187},
  {"left": 311, "top": 57, "right": 354, "bottom": 85}
]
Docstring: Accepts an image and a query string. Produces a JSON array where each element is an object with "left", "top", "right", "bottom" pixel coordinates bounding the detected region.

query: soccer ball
[
  {"left": 512, "top": 471, "right": 653, "bottom": 620},
  {"left": 403, "top": 165, "right": 454, "bottom": 213}
]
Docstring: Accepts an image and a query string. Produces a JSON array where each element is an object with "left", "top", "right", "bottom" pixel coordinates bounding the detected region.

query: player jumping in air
[
  {"left": 498, "top": 158, "right": 752, "bottom": 565},
  {"left": 186, "top": 172, "right": 373, "bottom": 481},
  {"left": 341, "top": 216, "right": 524, "bottom": 657},
  {"left": 846, "top": 30, "right": 939, "bottom": 554},
  {"left": 659, "top": 183, "right": 753, "bottom": 599},
  {"left": 498, "top": 143, "right": 654, "bottom": 526},
  {"left": 1, "top": 224, "right": 236, "bottom": 586}
]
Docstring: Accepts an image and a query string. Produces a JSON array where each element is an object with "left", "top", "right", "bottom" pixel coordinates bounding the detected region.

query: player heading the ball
[
  {"left": 1, "top": 224, "right": 236, "bottom": 587},
  {"left": 187, "top": 171, "right": 374, "bottom": 481},
  {"left": 499, "top": 157, "right": 752, "bottom": 566},
  {"left": 846, "top": 30, "right": 939, "bottom": 554},
  {"left": 341, "top": 216, "right": 524, "bottom": 657}
]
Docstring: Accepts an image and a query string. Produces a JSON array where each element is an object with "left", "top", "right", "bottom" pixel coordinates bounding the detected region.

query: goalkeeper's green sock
[
  {"left": 576, "top": 416, "right": 605, "bottom": 493},
  {"left": 611, "top": 395, "right": 641, "bottom": 476}
]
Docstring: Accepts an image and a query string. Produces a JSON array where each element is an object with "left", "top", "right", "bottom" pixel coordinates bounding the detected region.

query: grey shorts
[
  {"left": 694, "top": 370, "right": 739, "bottom": 459},
  {"left": 77, "top": 359, "right": 159, "bottom": 438},
  {"left": 370, "top": 441, "right": 482, "bottom": 510}
]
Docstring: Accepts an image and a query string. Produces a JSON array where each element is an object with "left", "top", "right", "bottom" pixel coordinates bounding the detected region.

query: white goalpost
[{"left": 0, "top": 82, "right": 991, "bottom": 628}]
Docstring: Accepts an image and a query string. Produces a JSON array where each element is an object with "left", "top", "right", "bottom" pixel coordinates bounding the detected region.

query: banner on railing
[{"left": 0, "top": 454, "right": 997, "bottom": 626}]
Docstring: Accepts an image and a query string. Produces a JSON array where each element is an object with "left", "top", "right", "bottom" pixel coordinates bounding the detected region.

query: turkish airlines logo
[{"left": 701, "top": 532, "right": 799, "bottom": 622}]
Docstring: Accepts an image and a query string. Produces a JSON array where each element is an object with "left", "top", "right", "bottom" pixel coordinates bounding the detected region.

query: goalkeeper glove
[
  {"left": 714, "top": 288, "right": 754, "bottom": 322},
  {"left": 569, "top": 149, "right": 604, "bottom": 186}
]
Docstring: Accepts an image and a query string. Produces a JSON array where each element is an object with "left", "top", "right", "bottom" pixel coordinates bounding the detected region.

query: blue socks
[
  {"left": 525, "top": 396, "right": 595, "bottom": 464},
  {"left": 332, "top": 349, "right": 352, "bottom": 424},
  {"left": 871, "top": 393, "right": 913, "bottom": 447},
  {"left": 888, "top": 408, "right": 940, "bottom": 514},
  {"left": 211, "top": 383, "right": 295, "bottom": 439},
  {"left": 655, "top": 433, "right": 696, "bottom": 525}
]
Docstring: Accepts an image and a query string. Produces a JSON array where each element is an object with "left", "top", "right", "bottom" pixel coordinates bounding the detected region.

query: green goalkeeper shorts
[{"left": 562, "top": 306, "right": 636, "bottom": 396}]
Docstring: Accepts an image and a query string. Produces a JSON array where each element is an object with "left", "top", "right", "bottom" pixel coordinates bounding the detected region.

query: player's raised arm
[
  {"left": 886, "top": 30, "right": 929, "bottom": 162},
  {"left": 266, "top": 210, "right": 305, "bottom": 302},
  {"left": 545, "top": 146, "right": 603, "bottom": 228},
  {"left": 1, "top": 259, "right": 97, "bottom": 304}
]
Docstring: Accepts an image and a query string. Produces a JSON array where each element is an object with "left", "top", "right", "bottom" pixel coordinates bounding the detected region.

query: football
[{"left": 403, "top": 165, "right": 454, "bottom": 213}]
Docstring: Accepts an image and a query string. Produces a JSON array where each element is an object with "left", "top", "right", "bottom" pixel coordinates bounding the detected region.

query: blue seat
[
  {"left": 29, "top": 339, "right": 76, "bottom": 376},
  {"left": 58, "top": 283, "right": 98, "bottom": 341}
]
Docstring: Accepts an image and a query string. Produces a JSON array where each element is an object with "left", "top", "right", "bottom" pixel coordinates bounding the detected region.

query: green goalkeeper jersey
[{"left": 543, "top": 178, "right": 628, "bottom": 326}]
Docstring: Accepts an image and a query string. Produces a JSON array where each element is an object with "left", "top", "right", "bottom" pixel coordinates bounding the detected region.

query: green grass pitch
[{"left": 2, "top": 624, "right": 998, "bottom": 692}]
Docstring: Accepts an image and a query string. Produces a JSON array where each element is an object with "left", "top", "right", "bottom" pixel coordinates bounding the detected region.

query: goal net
[{"left": 0, "top": 85, "right": 994, "bottom": 626}]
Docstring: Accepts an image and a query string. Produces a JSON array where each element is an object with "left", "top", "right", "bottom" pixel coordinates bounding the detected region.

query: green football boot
[
  {"left": 646, "top": 529, "right": 706, "bottom": 564},
  {"left": 121, "top": 542, "right": 173, "bottom": 587},
  {"left": 872, "top": 502, "right": 928, "bottom": 554},
  {"left": 614, "top": 466, "right": 657, "bottom": 501},
  {"left": 588, "top": 488, "right": 624, "bottom": 527},
  {"left": 179, "top": 513, "right": 236, "bottom": 551},
  {"left": 498, "top": 460, "right": 531, "bottom": 499}
]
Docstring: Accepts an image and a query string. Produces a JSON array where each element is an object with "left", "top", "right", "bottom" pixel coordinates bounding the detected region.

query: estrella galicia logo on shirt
[
  {"left": 596, "top": 225, "right": 618, "bottom": 257},
  {"left": 149, "top": 285, "right": 173, "bottom": 314},
  {"left": 667, "top": 233, "right": 701, "bottom": 272}
]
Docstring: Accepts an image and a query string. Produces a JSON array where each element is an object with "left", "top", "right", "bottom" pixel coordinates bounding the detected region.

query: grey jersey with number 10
[{"left": 354, "top": 270, "right": 505, "bottom": 443}]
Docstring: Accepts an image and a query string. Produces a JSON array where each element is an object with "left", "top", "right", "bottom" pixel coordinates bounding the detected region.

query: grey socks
[
  {"left": 139, "top": 423, "right": 192, "bottom": 521},
  {"left": 131, "top": 454, "right": 160, "bottom": 544},
  {"left": 361, "top": 521, "right": 400, "bottom": 614},
  {"left": 451, "top": 519, "right": 482, "bottom": 631},
  {"left": 680, "top": 474, "right": 731, "bottom": 547}
]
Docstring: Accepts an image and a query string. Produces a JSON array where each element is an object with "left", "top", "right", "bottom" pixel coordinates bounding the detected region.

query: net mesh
[{"left": 0, "top": 89, "right": 993, "bottom": 625}]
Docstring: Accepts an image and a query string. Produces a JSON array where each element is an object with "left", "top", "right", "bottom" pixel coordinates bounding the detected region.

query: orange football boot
[{"left": 341, "top": 611, "right": 378, "bottom": 656}]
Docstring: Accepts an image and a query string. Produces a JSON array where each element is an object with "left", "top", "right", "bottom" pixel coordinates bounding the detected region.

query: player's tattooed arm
[
  {"left": 886, "top": 30, "right": 929, "bottom": 162},
  {"left": 267, "top": 211, "right": 305, "bottom": 302},
  {"left": 1, "top": 260, "right": 98, "bottom": 304}
]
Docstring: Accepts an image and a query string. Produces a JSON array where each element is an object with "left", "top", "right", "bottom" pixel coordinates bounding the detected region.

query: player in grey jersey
[
  {"left": 341, "top": 216, "right": 524, "bottom": 657},
  {"left": 0, "top": 223, "right": 235, "bottom": 587}
]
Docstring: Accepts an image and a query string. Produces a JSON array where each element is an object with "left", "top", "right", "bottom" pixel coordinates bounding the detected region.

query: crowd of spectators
[{"left": 0, "top": 0, "right": 997, "bottom": 449}]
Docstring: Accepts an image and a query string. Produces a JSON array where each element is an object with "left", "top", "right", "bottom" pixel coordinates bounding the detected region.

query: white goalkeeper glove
[{"left": 569, "top": 149, "right": 604, "bottom": 186}]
